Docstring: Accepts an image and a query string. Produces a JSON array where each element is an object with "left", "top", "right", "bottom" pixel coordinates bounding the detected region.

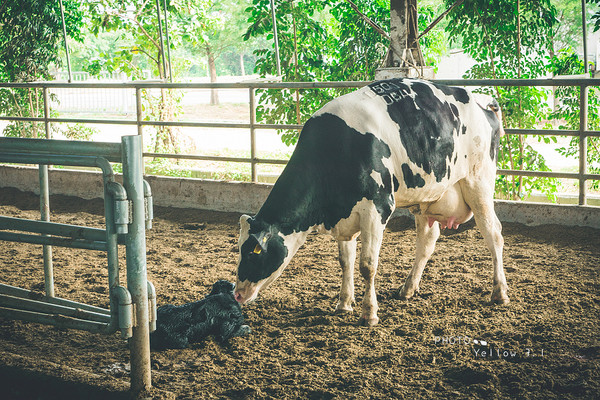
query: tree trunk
[
  {"left": 206, "top": 45, "right": 219, "bottom": 105},
  {"left": 240, "top": 54, "right": 245, "bottom": 76}
]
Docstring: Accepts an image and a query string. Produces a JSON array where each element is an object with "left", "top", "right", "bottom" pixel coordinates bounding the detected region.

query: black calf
[{"left": 150, "top": 280, "right": 251, "bottom": 350}]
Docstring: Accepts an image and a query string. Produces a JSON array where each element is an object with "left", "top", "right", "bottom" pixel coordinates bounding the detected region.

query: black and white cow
[{"left": 234, "top": 78, "right": 509, "bottom": 326}]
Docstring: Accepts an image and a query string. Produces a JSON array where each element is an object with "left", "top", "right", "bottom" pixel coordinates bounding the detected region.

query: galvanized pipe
[
  {"left": 0, "top": 137, "right": 122, "bottom": 163},
  {"left": 0, "top": 294, "right": 111, "bottom": 323},
  {"left": 121, "top": 135, "right": 152, "bottom": 394},
  {"left": 0, "top": 283, "right": 110, "bottom": 316},
  {"left": 269, "top": 0, "right": 282, "bottom": 76},
  {"left": 250, "top": 87, "right": 257, "bottom": 182},
  {"left": 147, "top": 281, "right": 157, "bottom": 332},
  {"left": 582, "top": 0, "right": 589, "bottom": 74},
  {"left": 0, "top": 306, "right": 111, "bottom": 334},
  {"left": 579, "top": 85, "right": 589, "bottom": 205},
  {"left": 0, "top": 231, "right": 108, "bottom": 251},
  {"left": 498, "top": 169, "right": 600, "bottom": 180},
  {"left": 38, "top": 164, "right": 54, "bottom": 297},
  {"left": 58, "top": 0, "right": 73, "bottom": 83},
  {"left": 136, "top": 87, "right": 143, "bottom": 137},
  {"left": 0, "top": 216, "right": 110, "bottom": 242},
  {"left": 155, "top": 0, "right": 168, "bottom": 81},
  {"left": 0, "top": 78, "right": 598, "bottom": 89},
  {"left": 115, "top": 286, "right": 133, "bottom": 339}
]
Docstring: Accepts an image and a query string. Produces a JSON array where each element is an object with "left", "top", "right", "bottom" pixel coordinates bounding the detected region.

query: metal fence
[
  {"left": 1, "top": 78, "right": 599, "bottom": 205},
  {"left": 0, "top": 135, "right": 155, "bottom": 394}
]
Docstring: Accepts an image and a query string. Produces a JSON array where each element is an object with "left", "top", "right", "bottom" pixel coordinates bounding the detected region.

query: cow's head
[{"left": 234, "top": 215, "right": 288, "bottom": 304}]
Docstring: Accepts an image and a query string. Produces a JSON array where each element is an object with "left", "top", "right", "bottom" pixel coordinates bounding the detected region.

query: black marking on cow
[
  {"left": 255, "top": 113, "right": 395, "bottom": 236},
  {"left": 393, "top": 175, "right": 400, "bottom": 192},
  {"left": 446, "top": 165, "right": 451, "bottom": 179},
  {"left": 481, "top": 107, "right": 503, "bottom": 161},
  {"left": 450, "top": 103, "right": 459, "bottom": 119},
  {"left": 461, "top": 125, "right": 467, "bottom": 135},
  {"left": 435, "top": 82, "right": 470, "bottom": 104},
  {"left": 238, "top": 219, "right": 288, "bottom": 283},
  {"left": 368, "top": 79, "right": 461, "bottom": 184},
  {"left": 453, "top": 153, "right": 458, "bottom": 165},
  {"left": 401, "top": 163, "right": 426, "bottom": 188}
]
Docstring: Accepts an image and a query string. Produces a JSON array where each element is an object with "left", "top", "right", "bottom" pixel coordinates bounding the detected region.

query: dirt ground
[{"left": 0, "top": 187, "right": 599, "bottom": 399}]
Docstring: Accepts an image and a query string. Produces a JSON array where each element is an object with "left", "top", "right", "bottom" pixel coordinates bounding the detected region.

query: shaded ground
[{"left": 0, "top": 187, "right": 599, "bottom": 399}]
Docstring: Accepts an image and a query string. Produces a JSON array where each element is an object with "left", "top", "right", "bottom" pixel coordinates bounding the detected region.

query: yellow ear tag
[{"left": 253, "top": 244, "right": 262, "bottom": 254}]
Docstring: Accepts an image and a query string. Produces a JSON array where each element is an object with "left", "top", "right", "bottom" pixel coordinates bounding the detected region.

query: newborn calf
[{"left": 150, "top": 280, "right": 251, "bottom": 350}]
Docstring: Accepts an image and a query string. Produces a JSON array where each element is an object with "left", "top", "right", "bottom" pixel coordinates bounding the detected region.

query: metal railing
[
  {"left": 0, "top": 135, "right": 155, "bottom": 395},
  {"left": 1, "top": 78, "right": 599, "bottom": 205}
]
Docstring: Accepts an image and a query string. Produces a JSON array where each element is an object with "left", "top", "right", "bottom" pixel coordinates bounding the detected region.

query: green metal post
[
  {"left": 249, "top": 87, "right": 257, "bottom": 182},
  {"left": 40, "top": 88, "right": 53, "bottom": 297},
  {"left": 121, "top": 135, "right": 151, "bottom": 395},
  {"left": 579, "top": 84, "right": 588, "bottom": 205}
]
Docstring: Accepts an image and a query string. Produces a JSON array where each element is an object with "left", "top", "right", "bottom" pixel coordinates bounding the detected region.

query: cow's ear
[
  {"left": 240, "top": 214, "right": 252, "bottom": 232},
  {"left": 250, "top": 231, "right": 272, "bottom": 251}
]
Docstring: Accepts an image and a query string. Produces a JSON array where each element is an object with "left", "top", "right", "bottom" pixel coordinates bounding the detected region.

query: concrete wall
[{"left": 1, "top": 165, "right": 599, "bottom": 228}]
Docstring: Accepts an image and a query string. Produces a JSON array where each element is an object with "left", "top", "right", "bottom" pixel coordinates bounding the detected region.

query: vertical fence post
[
  {"left": 579, "top": 84, "right": 588, "bottom": 205},
  {"left": 122, "top": 135, "right": 151, "bottom": 395},
  {"left": 136, "top": 87, "right": 143, "bottom": 137},
  {"left": 40, "top": 87, "right": 54, "bottom": 297},
  {"left": 249, "top": 87, "right": 258, "bottom": 183}
]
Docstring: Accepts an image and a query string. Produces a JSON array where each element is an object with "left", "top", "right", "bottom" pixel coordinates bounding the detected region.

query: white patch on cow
[
  {"left": 238, "top": 215, "right": 251, "bottom": 248},
  {"left": 235, "top": 226, "right": 311, "bottom": 304},
  {"left": 325, "top": 197, "right": 385, "bottom": 242},
  {"left": 370, "top": 170, "right": 384, "bottom": 188},
  {"left": 280, "top": 230, "right": 311, "bottom": 267}
]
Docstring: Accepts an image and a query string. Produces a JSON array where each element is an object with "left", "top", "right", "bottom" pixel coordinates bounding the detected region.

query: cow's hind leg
[
  {"left": 399, "top": 215, "right": 440, "bottom": 299},
  {"left": 461, "top": 181, "right": 509, "bottom": 305},
  {"left": 358, "top": 221, "right": 385, "bottom": 327},
  {"left": 336, "top": 238, "right": 357, "bottom": 313}
]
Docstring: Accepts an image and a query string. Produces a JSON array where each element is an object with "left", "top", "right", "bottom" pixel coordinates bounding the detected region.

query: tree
[
  {"left": 88, "top": 0, "right": 182, "bottom": 153},
  {"left": 589, "top": 0, "right": 600, "bottom": 32},
  {"left": 445, "top": 0, "right": 560, "bottom": 201},
  {"left": 0, "top": 0, "right": 83, "bottom": 137},
  {"left": 178, "top": 0, "right": 255, "bottom": 105},
  {"left": 550, "top": 49, "right": 600, "bottom": 189},
  {"left": 244, "top": 0, "right": 448, "bottom": 145}
]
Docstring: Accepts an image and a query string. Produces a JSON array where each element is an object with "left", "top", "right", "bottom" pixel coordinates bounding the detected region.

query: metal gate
[{"left": 0, "top": 135, "right": 156, "bottom": 395}]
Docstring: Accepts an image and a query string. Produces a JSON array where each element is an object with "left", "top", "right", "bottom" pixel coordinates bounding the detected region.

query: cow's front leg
[
  {"left": 358, "top": 228, "right": 384, "bottom": 327},
  {"left": 399, "top": 215, "right": 440, "bottom": 299},
  {"left": 336, "top": 238, "right": 357, "bottom": 313}
]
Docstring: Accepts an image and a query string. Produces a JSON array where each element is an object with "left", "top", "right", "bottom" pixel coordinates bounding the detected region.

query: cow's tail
[{"left": 487, "top": 98, "right": 505, "bottom": 136}]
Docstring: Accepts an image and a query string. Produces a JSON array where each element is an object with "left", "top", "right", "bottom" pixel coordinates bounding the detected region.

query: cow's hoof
[
  {"left": 397, "top": 287, "right": 418, "bottom": 300},
  {"left": 491, "top": 291, "right": 510, "bottom": 305},
  {"left": 335, "top": 304, "right": 353, "bottom": 314},
  {"left": 335, "top": 298, "right": 355, "bottom": 314},
  {"left": 491, "top": 295, "right": 510, "bottom": 305},
  {"left": 358, "top": 315, "right": 379, "bottom": 327}
]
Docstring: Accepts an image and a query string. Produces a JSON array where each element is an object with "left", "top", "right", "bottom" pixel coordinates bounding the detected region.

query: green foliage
[
  {"left": 245, "top": 0, "right": 448, "bottom": 145},
  {"left": 0, "top": 0, "right": 83, "bottom": 82},
  {"left": 245, "top": 0, "right": 344, "bottom": 143},
  {"left": 0, "top": 0, "right": 84, "bottom": 138},
  {"left": 62, "top": 123, "right": 98, "bottom": 141},
  {"left": 87, "top": 1, "right": 169, "bottom": 80},
  {"left": 144, "top": 158, "right": 192, "bottom": 178},
  {"left": 549, "top": 48, "right": 600, "bottom": 189},
  {"left": 446, "top": 0, "right": 560, "bottom": 200},
  {"left": 589, "top": 0, "right": 600, "bottom": 32},
  {"left": 141, "top": 87, "right": 184, "bottom": 154}
]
